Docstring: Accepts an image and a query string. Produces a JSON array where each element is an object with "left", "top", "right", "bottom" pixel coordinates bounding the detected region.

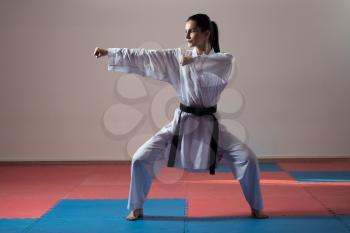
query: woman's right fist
[{"left": 94, "top": 47, "right": 108, "bottom": 58}]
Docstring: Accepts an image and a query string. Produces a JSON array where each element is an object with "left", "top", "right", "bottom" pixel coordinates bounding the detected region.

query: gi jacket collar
[{"left": 192, "top": 47, "right": 215, "bottom": 57}]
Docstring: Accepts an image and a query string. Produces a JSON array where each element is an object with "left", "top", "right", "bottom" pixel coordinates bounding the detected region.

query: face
[{"left": 185, "top": 20, "right": 210, "bottom": 48}]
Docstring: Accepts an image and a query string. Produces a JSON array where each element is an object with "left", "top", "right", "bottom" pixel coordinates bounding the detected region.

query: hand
[
  {"left": 179, "top": 55, "right": 193, "bottom": 66},
  {"left": 93, "top": 47, "right": 108, "bottom": 59}
]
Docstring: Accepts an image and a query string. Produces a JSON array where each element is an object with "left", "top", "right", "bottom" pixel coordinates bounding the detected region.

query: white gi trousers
[{"left": 127, "top": 120, "right": 264, "bottom": 211}]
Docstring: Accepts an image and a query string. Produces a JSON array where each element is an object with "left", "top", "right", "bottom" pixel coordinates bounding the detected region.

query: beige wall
[{"left": 0, "top": 0, "right": 349, "bottom": 161}]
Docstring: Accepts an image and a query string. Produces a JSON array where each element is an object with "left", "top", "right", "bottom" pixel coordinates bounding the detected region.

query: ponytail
[{"left": 210, "top": 21, "right": 220, "bottom": 53}]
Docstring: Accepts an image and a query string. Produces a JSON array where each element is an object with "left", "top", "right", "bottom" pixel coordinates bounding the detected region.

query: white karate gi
[{"left": 107, "top": 47, "right": 263, "bottom": 211}]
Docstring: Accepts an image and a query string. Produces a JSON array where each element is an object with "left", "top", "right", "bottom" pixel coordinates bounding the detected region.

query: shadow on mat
[
  {"left": 140, "top": 213, "right": 344, "bottom": 221},
  {"left": 140, "top": 215, "right": 253, "bottom": 221}
]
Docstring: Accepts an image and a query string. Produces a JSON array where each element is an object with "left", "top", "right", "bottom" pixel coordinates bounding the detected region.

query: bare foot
[
  {"left": 126, "top": 209, "right": 144, "bottom": 221},
  {"left": 251, "top": 208, "right": 269, "bottom": 219}
]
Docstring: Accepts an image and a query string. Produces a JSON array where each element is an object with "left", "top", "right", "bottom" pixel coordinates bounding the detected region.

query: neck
[{"left": 196, "top": 44, "right": 212, "bottom": 55}]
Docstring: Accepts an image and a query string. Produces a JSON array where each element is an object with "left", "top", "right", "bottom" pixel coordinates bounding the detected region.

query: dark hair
[{"left": 186, "top": 13, "right": 220, "bottom": 53}]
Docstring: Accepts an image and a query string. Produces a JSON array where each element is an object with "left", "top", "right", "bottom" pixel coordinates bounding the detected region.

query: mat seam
[
  {"left": 21, "top": 198, "right": 62, "bottom": 233},
  {"left": 301, "top": 185, "right": 350, "bottom": 232}
]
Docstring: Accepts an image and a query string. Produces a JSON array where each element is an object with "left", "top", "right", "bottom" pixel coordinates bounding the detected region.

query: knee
[
  {"left": 225, "top": 143, "right": 258, "bottom": 164},
  {"left": 241, "top": 143, "right": 258, "bottom": 165},
  {"left": 131, "top": 147, "right": 146, "bottom": 167},
  {"left": 131, "top": 156, "right": 140, "bottom": 166},
  {"left": 244, "top": 144, "right": 258, "bottom": 161}
]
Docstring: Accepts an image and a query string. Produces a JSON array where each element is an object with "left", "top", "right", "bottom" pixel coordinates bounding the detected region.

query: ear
[{"left": 205, "top": 30, "right": 210, "bottom": 39}]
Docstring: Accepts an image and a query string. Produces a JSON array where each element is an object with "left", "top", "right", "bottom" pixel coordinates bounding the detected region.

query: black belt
[{"left": 167, "top": 103, "right": 219, "bottom": 175}]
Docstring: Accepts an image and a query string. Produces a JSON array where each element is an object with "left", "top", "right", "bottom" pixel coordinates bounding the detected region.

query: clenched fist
[
  {"left": 179, "top": 55, "right": 193, "bottom": 66},
  {"left": 93, "top": 47, "right": 108, "bottom": 58}
]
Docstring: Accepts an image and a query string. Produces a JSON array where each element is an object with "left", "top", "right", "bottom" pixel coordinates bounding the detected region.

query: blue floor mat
[
  {"left": 214, "top": 165, "right": 231, "bottom": 172},
  {"left": 0, "top": 219, "right": 37, "bottom": 233},
  {"left": 259, "top": 163, "right": 283, "bottom": 172},
  {"left": 196, "top": 162, "right": 283, "bottom": 173},
  {"left": 337, "top": 215, "right": 350, "bottom": 230},
  {"left": 22, "top": 199, "right": 186, "bottom": 233},
  {"left": 289, "top": 171, "right": 350, "bottom": 182},
  {"left": 2, "top": 201, "right": 350, "bottom": 233},
  {"left": 186, "top": 216, "right": 350, "bottom": 233}
]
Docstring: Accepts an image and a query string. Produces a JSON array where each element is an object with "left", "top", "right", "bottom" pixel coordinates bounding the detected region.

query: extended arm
[{"left": 94, "top": 47, "right": 180, "bottom": 85}]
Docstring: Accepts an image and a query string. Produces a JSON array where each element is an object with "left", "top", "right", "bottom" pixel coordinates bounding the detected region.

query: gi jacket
[{"left": 108, "top": 47, "right": 236, "bottom": 171}]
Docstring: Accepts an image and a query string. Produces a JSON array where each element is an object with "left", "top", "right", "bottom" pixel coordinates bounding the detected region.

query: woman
[{"left": 94, "top": 13, "right": 268, "bottom": 220}]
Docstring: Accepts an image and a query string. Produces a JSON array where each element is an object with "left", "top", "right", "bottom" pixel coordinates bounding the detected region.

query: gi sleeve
[
  {"left": 223, "top": 54, "right": 237, "bottom": 82},
  {"left": 107, "top": 48, "right": 180, "bottom": 85},
  {"left": 199, "top": 53, "right": 236, "bottom": 84}
]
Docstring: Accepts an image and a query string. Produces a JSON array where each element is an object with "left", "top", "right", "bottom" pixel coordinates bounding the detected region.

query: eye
[{"left": 185, "top": 28, "right": 198, "bottom": 34}]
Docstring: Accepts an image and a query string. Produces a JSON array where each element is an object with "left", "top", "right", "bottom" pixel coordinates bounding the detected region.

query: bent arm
[
  {"left": 224, "top": 55, "right": 236, "bottom": 82},
  {"left": 199, "top": 53, "right": 236, "bottom": 83},
  {"left": 107, "top": 48, "right": 180, "bottom": 85}
]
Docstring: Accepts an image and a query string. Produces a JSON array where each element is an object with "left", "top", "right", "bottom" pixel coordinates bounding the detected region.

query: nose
[{"left": 186, "top": 32, "right": 190, "bottom": 40}]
